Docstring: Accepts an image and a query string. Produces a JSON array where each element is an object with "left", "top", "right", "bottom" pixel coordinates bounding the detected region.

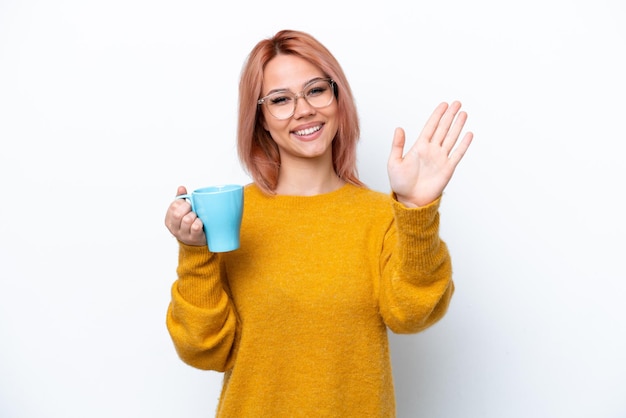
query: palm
[{"left": 387, "top": 101, "right": 473, "bottom": 207}]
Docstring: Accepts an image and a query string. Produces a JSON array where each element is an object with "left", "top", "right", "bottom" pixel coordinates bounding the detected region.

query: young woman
[{"left": 164, "top": 29, "right": 473, "bottom": 417}]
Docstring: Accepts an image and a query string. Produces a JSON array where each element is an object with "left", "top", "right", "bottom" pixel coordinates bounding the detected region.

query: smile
[{"left": 293, "top": 125, "right": 322, "bottom": 136}]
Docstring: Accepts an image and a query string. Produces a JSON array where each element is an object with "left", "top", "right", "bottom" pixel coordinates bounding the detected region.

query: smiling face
[{"left": 260, "top": 54, "right": 339, "bottom": 168}]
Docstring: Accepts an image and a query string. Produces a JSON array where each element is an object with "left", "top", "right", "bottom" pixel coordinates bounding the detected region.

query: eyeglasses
[{"left": 257, "top": 78, "right": 335, "bottom": 120}]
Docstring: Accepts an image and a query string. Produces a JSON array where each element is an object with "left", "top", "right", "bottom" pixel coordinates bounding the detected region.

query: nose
[{"left": 293, "top": 94, "right": 315, "bottom": 118}]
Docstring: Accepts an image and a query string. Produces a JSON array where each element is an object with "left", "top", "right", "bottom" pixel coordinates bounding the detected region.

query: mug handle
[{"left": 175, "top": 193, "right": 194, "bottom": 212}]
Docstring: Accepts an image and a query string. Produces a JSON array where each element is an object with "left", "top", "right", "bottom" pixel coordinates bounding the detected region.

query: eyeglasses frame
[{"left": 257, "top": 78, "right": 336, "bottom": 120}]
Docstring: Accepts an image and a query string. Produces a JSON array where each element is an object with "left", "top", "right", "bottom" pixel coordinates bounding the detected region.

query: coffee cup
[{"left": 176, "top": 184, "right": 244, "bottom": 252}]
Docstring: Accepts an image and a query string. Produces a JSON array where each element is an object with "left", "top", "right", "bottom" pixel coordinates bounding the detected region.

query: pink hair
[{"left": 237, "top": 29, "right": 365, "bottom": 195}]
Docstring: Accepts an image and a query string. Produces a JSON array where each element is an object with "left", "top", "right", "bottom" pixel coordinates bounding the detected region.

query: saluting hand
[{"left": 387, "top": 101, "right": 473, "bottom": 208}]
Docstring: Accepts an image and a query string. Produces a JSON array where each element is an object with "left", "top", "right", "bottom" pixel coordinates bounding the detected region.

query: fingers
[
  {"left": 164, "top": 186, "right": 207, "bottom": 245},
  {"left": 426, "top": 101, "right": 472, "bottom": 163},
  {"left": 441, "top": 108, "right": 469, "bottom": 153},
  {"left": 448, "top": 131, "right": 474, "bottom": 168},
  {"left": 431, "top": 101, "right": 463, "bottom": 145},
  {"left": 168, "top": 185, "right": 193, "bottom": 233},
  {"left": 418, "top": 102, "right": 450, "bottom": 144},
  {"left": 165, "top": 198, "right": 191, "bottom": 234},
  {"left": 179, "top": 210, "right": 203, "bottom": 236},
  {"left": 165, "top": 200, "right": 206, "bottom": 245},
  {"left": 176, "top": 185, "right": 187, "bottom": 197},
  {"left": 388, "top": 127, "right": 407, "bottom": 164}
]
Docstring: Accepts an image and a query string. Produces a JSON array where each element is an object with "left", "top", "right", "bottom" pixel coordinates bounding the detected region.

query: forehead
[{"left": 262, "top": 55, "right": 325, "bottom": 92}]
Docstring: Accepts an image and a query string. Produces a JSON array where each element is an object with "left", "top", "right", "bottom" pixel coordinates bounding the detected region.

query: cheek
[
  {"left": 263, "top": 115, "right": 290, "bottom": 135},
  {"left": 326, "top": 111, "right": 340, "bottom": 137},
  {"left": 261, "top": 111, "right": 282, "bottom": 133}
]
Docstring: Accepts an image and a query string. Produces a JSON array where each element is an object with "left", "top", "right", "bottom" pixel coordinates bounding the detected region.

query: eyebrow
[{"left": 265, "top": 76, "right": 327, "bottom": 95}]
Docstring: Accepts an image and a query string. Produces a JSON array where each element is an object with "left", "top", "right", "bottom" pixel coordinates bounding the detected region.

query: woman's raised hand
[{"left": 387, "top": 101, "right": 473, "bottom": 207}]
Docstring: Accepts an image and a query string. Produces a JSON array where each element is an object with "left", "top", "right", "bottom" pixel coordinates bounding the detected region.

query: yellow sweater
[{"left": 166, "top": 183, "right": 454, "bottom": 417}]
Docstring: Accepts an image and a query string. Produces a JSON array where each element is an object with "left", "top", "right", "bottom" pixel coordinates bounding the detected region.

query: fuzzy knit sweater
[{"left": 166, "top": 183, "right": 454, "bottom": 417}]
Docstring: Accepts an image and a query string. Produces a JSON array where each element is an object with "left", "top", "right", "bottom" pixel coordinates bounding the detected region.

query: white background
[{"left": 1, "top": 0, "right": 625, "bottom": 417}]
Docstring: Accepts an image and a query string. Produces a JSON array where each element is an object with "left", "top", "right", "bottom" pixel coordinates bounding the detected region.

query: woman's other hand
[{"left": 387, "top": 101, "right": 473, "bottom": 207}]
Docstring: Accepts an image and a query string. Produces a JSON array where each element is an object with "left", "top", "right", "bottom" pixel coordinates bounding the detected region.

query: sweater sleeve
[
  {"left": 378, "top": 196, "right": 454, "bottom": 334},
  {"left": 165, "top": 243, "right": 239, "bottom": 372}
]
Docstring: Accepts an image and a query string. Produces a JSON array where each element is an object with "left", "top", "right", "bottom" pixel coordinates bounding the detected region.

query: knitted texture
[{"left": 166, "top": 183, "right": 454, "bottom": 417}]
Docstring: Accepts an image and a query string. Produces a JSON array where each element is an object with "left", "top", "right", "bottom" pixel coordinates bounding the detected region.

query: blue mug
[{"left": 176, "top": 184, "right": 244, "bottom": 252}]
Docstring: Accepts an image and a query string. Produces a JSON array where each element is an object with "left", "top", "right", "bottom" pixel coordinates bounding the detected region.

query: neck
[{"left": 275, "top": 158, "right": 345, "bottom": 196}]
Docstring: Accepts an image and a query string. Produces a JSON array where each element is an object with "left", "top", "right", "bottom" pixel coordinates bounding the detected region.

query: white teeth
[{"left": 294, "top": 125, "right": 321, "bottom": 136}]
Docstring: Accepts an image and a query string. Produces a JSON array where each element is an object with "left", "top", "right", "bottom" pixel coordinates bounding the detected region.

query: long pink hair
[{"left": 237, "top": 29, "right": 365, "bottom": 194}]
